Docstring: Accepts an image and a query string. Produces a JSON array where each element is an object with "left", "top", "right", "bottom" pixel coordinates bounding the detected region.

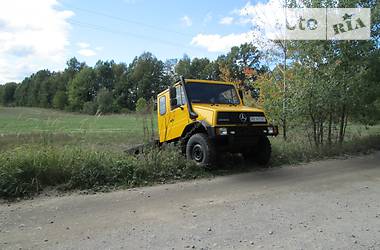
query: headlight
[
  {"left": 267, "top": 127, "right": 274, "bottom": 134},
  {"left": 217, "top": 127, "right": 228, "bottom": 135}
]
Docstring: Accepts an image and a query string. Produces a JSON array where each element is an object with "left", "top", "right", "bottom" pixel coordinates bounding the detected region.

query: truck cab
[{"left": 157, "top": 77, "right": 278, "bottom": 166}]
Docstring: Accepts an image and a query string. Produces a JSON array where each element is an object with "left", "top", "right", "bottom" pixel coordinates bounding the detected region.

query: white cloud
[
  {"left": 220, "top": 16, "right": 234, "bottom": 25},
  {"left": 191, "top": 0, "right": 301, "bottom": 55},
  {"left": 180, "top": 15, "right": 192, "bottom": 27},
  {"left": 76, "top": 42, "right": 98, "bottom": 57},
  {"left": 191, "top": 33, "right": 252, "bottom": 53},
  {"left": 78, "top": 49, "right": 96, "bottom": 57},
  {"left": 0, "top": 0, "right": 73, "bottom": 83},
  {"left": 239, "top": 0, "right": 307, "bottom": 39}
]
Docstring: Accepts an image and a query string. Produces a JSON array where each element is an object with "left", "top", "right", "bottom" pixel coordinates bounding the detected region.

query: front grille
[{"left": 217, "top": 112, "right": 267, "bottom": 125}]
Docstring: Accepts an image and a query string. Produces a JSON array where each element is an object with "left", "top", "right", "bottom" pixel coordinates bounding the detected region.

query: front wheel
[
  {"left": 186, "top": 133, "right": 215, "bottom": 167},
  {"left": 243, "top": 135, "right": 272, "bottom": 166}
]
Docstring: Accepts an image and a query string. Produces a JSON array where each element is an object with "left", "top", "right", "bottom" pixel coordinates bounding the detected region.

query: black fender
[{"left": 181, "top": 120, "right": 214, "bottom": 139}]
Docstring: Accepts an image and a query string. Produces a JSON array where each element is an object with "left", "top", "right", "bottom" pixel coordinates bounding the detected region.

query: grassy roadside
[
  {"left": 1, "top": 135, "right": 379, "bottom": 200},
  {"left": 1, "top": 107, "right": 379, "bottom": 200},
  {"left": 0, "top": 145, "right": 206, "bottom": 199},
  {"left": 270, "top": 135, "right": 380, "bottom": 166}
]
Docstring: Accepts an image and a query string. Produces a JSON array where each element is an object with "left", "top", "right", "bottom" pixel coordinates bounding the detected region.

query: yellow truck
[{"left": 156, "top": 77, "right": 278, "bottom": 166}]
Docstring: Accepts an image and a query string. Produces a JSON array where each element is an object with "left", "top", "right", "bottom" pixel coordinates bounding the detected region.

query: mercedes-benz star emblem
[{"left": 239, "top": 113, "right": 247, "bottom": 123}]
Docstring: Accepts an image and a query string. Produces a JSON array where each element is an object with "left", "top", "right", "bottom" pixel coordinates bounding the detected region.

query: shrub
[
  {"left": 52, "top": 91, "right": 68, "bottom": 110},
  {"left": 82, "top": 101, "right": 98, "bottom": 115},
  {"left": 96, "top": 88, "right": 114, "bottom": 113},
  {"left": 136, "top": 97, "right": 147, "bottom": 113}
]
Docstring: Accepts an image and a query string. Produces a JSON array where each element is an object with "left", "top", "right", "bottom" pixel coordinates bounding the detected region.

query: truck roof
[
  {"left": 157, "top": 79, "right": 237, "bottom": 97},
  {"left": 185, "top": 79, "right": 237, "bottom": 85}
]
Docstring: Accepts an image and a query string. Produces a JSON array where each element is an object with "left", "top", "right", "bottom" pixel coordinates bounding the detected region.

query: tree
[
  {"left": 1, "top": 82, "right": 17, "bottom": 106},
  {"left": 189, "top": 58, "right": 211, "bottom": 79},
  {"left": 68, "top": 67, "right": 98, "bottom": 111},
  {"left": 52, "top": 91, "right": 68, "bottom": 110},
  {"left": 174, "top": 56, "right": 218, "bottom": 80},
  {"left": 221, "top": 43, "right": 261, "bottom": 84},
  {"left": 94, "top": 60, "right": 115, "bottom": 90},
  {"left": 175, "top": 55, "right": 191, "bottom": 78},
  {"left": 163, "top": 59, "right": 178, "bottom": 84},
  {"left": 112, "top": 63, "right": 135, "bottom": 111},
  {"left": 128, "top": 52, "right": 164, "bottom": 106},
  {"left": 0, "top": 85, "right": 3, "bottom": 104},
  {"left": 66, "top": 57, "right": 86, "bottom": 79},
  {"left": 96, "top": 88, "right": 114, "bottom": 113}
]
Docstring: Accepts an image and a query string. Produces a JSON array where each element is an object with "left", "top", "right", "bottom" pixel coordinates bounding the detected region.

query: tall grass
[
  {"left": 270, "top": 135, "right": 380, "bottom": 166},
  {"left": 0, "top": 145, "right": 205, "bottom": 199}
]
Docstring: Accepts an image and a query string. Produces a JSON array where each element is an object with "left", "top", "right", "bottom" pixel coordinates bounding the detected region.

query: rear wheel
[
  {"left": 243, "top": 135, "right": 271, "bottom": 166},
  {"left": 186, "top": 133, "right": 215, "bottom": 167}
]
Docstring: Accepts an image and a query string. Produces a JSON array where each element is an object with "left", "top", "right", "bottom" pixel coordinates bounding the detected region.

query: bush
[
  {"left": 82, "top": 101, "right": 98, "bottom": 115},
  {"left": 136, "top": 97, "right": 147, "bottom": 113},
  {"left": 96, "top": 88, "right": 114, "bottom": 113},
  {"left": 52, "top": 91, "right": 68, "bottom": 110}
]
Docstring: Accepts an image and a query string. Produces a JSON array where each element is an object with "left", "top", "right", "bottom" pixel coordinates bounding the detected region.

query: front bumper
[
  {"left": 207, "top": 125, "right": 278, "bottom": 151},
  {"left": 209, "top": 125, "right": 278, "bottom": 138}
]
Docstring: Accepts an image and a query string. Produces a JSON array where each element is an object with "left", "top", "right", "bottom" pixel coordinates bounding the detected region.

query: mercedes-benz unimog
[{"left": 157, "top": 77, "right": 278, "bottom": 166}]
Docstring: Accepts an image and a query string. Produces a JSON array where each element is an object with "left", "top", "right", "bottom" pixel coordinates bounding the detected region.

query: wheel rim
[{"left": 192, "top": 144, "right": 204, "bottom": 162}]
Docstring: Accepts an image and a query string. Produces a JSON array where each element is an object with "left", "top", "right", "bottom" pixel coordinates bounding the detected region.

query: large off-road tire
[
  {"left": 243, "top": 135, "right": 272, "bottom": 166},
  {"left": 186, "top": 133, "right": 215, "bottom": 167}
]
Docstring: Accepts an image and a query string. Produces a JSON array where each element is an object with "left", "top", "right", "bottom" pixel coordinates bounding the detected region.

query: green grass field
[
  {"left": 1, "top": 106, "right": 379, "bottom": 152},
  {"left": 0, "top": 107, "right": 157, "bottom": 151}
]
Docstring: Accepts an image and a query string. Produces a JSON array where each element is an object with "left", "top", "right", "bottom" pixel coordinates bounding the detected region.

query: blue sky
[
  {"left": 1, "top": 0, "right": 373, "bottom": 83},
  {"left": 60, "top": 0, "right": 256, "bottom": 64},
  {"left": 0, "top": 0, "right": 269, "bottom": 83}
]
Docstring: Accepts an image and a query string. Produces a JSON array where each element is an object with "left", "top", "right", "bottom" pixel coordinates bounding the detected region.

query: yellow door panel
[
  {"left": 157, "top": 92, "right": 170, "bottom": 143},
  {"left": 166, "top": 105, "right": 189, "bottom": 141},
  {"left": 166, "top": 85, "right": 189, "bottom": 141}
]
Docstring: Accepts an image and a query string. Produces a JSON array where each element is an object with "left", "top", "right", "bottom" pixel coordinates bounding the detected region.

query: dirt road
[{"left": 1, "top": 152, "right": 380, "bottom": 250}]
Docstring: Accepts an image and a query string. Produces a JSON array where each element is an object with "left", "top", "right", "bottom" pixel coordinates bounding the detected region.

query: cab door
[
  {"left": 157, "top": 92, "right": 170, "bottom": 143},
  {"left": 166, "top": 85, "right": 189, "bottom": 141}
]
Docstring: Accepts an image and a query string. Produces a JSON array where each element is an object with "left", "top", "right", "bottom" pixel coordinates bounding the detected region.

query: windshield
[{"left": 185, "top": 82, "right": 240, "bottom": 105}]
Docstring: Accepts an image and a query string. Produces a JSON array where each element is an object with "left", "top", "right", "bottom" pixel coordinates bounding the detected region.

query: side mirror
[
  {"left": 170, "top": 98, "right": 177, "bottom": 107},
  {"left": 250, "top": 88, "right": 260, "bottom": 100},
  {"left": 169, "top": 87, "right": 176, "bottom": 99}
]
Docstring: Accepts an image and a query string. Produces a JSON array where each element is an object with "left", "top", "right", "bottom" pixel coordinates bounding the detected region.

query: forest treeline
[
  {"left": 1, "top": 38, "right": 379, "bottom": 146},
  {"left": 0, "top": 43, "right": 263, "bottom": 115}
]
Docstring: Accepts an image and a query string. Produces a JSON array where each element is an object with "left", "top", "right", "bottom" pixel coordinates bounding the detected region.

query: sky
[{"left": 0, "top": 0, "right": 283, "bottom": 83}]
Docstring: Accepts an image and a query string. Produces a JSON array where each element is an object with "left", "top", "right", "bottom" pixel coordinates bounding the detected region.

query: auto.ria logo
[
  {"left": 333, "top": 13, "right": 366, "bottom": 35},
  {"left": 269, "top": 8, "right": 371, "bottom": 40}
]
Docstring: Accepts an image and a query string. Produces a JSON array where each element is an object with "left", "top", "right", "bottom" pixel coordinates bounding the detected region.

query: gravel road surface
[{"left": 1, "top": 152, "right": 380, "bottom": 249}]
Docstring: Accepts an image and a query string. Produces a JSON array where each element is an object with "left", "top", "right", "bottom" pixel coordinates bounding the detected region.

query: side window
[
  {"left": 176, "top": 86, "right": 186, "bottom": 106},
  {"left": 159, "top": 96, "right": 166, "bottom": 115}
]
